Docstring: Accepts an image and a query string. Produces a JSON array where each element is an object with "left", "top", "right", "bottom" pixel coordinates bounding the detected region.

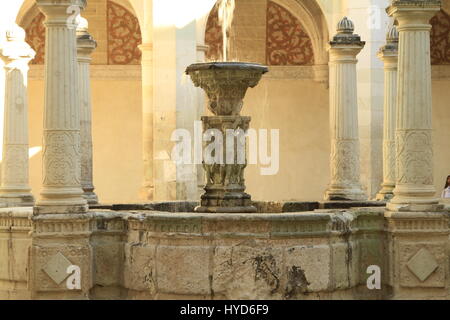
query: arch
[
  {"left": 202, "top": 0, "right": 329, "bottom": 66},
  {"left": 17, "top": 0, "right": 143, "bottom": 65},
  {"left": 271, "top": 0, "right": 329, "bottom": 66}
]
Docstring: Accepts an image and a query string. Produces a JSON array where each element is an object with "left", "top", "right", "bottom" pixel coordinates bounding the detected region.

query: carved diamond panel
[
  {"left": 42, "top": 252, "right": 73, "bottom": 285},
  {"left": 406, "top": 248, "right": 438, "bottom": 282},
  {"left": 400, "top": 243, "right": 446, "bottom": 288}
]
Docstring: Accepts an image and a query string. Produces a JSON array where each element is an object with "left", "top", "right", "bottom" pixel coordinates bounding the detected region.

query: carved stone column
[
  {"left": 34, "top": 0, "right": 88, "bottom": 214},
  {"left": 387, "top": 0, "right": 441, "bottom": 212},
  {"left": 139, "top": 43, "right": 154, "bottom": 201},
  {"left": 376, "top": 26, "right": 399, "bottom": 201},
  {"left": 77, "top": 15, "right": 98, "bottom": 205},
  {"left": 0, "top": 25, "right": 35, "bottom": 207},
  {"left": 324, "top": 17, "right": 367, "bottom": 201}
]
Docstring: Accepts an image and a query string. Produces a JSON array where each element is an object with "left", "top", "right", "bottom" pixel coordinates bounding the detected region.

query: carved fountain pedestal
[{"left": 186, "top": 62, "right": 268, "bottom": 213}]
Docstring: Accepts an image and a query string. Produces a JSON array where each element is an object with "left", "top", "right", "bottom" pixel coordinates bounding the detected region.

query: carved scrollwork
[
  {"left": 25, "top": 12, "right": 46, "bottom": 65},
  {"left": 205, "top": 3, "right": 223, "bottom": 62},
  {"left": 2, "top": 145, "right": 28, "bottom": 185},
  {"left": 42, "top": 131, "right": 81, "bottom": 186},
  {"left": 266, "top": 1, "right": 314, "bottom": 66},
  {"left": 107, "top": 0, "right": 142, "bottom": 65},
  {"left": 330, "top": 139, "right": 360, "bottom": 185},
  {"left": 396, "top": 130, "right": 434, "bottom": 185},
  {"left": 431, "top": 9, "right": 450, "bottom": 65}
]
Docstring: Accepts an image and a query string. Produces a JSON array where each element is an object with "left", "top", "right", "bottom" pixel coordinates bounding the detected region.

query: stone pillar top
[
  {"left": 379, "top": 25, "right": 399, "bottom": 58},
  {"left": 0, "top": 24, "right": 35, "bottom": 67},
  {"left": 387, "top": 0, "right": 441, "bottom": 26},
  {"left": 76, "top": 15, "right": 97, "bottom": 57},
  {"left": 36, "top": 0, "right": 86, "bottom": 27},
  {"left": 330, "top": 17, "right": 365, "bottom": 48}
]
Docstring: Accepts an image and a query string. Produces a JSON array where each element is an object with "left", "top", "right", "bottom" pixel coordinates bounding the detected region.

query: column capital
[
  {"left": 378, "top": 25, "right": 399, "bottom": 66},
  {"left": 36, "top": 0, "right": 86, "bottom": 28},
  {"left": 0, "top": 25, "right": 35, "bottom": 70},
  {"left": 387, "top": 0, "right": 441, "bottom": 29},
  {"left": 329, "top": 17, "right": 365, "bottom": 59},
  {"left": 76, "top": 16, "right": 97, "bottom": 61}
]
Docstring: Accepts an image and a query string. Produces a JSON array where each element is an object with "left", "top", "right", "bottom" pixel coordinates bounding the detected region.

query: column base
[
  {"left": 0, "top": 193, "right": 35, "bottom": 207},
  {"left": 83, "top": 191, "right": 98, "bottom": 205},
  {"left": 376, "top": 184, "right": 395, "bottom": 201},
  {"left": 324, "top": 186, "right": 367, "bottom": 201},
  {"left": 387, "top": 185, "right": 440, "bottom": 212},
  {"left": 195, "top": 187, "right": 257, "bottom": 213},
  {"left": 386, "top": 201, "right": 443, "bottom": 213}
]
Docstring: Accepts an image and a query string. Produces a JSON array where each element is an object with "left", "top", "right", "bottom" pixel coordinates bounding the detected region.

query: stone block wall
[{"left": 0, "top": 206, "right": 449, "bottom": 300}]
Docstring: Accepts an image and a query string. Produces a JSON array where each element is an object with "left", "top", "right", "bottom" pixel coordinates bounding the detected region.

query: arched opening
[{"left": 204, "top": 0, "right": 329, "bottom": 67}]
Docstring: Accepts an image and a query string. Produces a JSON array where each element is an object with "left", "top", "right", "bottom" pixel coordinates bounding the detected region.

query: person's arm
[{"left": 442, "top": 190, "right": 446, "bottom": 198}]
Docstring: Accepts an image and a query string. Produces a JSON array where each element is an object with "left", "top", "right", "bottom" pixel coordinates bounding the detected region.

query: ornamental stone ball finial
[
  {"left": 330, "top": 17, "right": 365, "bottom": 46},
  {"left": 6, "top": 24, "right": 26, "bottom": 42},
  {"left": 337, "top": 17, "right": 355, "bottom": 34},
  {"left": 387, "top": 25, "right": 399, "bottom": 43},
  {"left": 76, "top": 15, "right": 89, "bottom": 32}
]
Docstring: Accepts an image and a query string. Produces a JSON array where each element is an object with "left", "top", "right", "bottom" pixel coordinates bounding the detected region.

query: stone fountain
[{"left": 186, "top": 62, "right": 268, "bottom": 213}]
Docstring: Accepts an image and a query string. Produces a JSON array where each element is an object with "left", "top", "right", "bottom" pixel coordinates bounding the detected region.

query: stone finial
[
  {"left": 337, "top": 17, "right": 354, "bottom": 34},
  {"left": 387, "top": 25, "right": 399, "bottom": 44},
  {"left": 0, "top": 24, "right": 35, "bottom": 63},
  {"left": 76, "top": 15, "right": 89, "bottom": 32},
  {"left": 379, "top": 25, "right": 399, "bottom": 56},
  {"left": 6, "top": 24, "right": 26, "bottom": 42},
  {"left": 330, "top": 17, "right": 365, "bottom": 47},
  {"left": 76, "top": 14, "right": 97, "bottom": 53}
]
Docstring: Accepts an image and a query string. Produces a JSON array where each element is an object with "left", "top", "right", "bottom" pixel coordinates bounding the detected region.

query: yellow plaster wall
[{"left": 28, "top": 79, "right": 143, "bottom": 204}]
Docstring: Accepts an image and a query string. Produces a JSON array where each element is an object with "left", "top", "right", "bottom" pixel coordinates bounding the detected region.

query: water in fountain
[{"left": 218, "top": 0, "right": 235, "bottom": 62}]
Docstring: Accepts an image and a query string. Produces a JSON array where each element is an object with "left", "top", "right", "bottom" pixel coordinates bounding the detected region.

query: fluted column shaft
[
  {"left": 77, "top": 17, "right": 98, "bottom": 205},
  {"left": 325, "top": 20, "right": 366, "bottom": 201},
  {"left": 35, "top": 0, "right": 87, "bottom": 214},
  {"left": 0, "top": 26, "right": 35, "bottom": 207},
  {"left": 387, "top": 1, "right": 441, "bottom": 211},
  {"left": 377, "top": 32, "right": 398, "bottom": 200}
]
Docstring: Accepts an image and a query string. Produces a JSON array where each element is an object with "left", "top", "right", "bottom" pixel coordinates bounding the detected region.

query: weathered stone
[
  {"left": 186, "top": 62, "right": 268, "bottom": 213},
  {"left": 156, "top": 245, "right": 210, "bottom": 296},
  {"left": 212, "top": 243, "right": 283, "bottom": 299},
  {"left": 123, "top": 244, "right": 156, "bottom": 294},
  {"left": 284, "top": 245, "right": 331, "bottom": 294}
]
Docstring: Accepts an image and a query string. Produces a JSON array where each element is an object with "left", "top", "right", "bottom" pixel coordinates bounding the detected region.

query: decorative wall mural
[
  {"left": 205, "top": 4, "right": 223, "bottom": 62},
  {"left": 431, "top": 9, "right": 450, "bottom": 65},
  {"left": 107, "top": 1, "right": 142, "bottom": 65},
  {"left": 24, "top": 0, "right": 142, "bottom": 65},
  {"left": 266, "top": 1, "right": 314, "bottom": 66},
  {"left": 25, "top": 12, "right": 45, "bottom": 65}
]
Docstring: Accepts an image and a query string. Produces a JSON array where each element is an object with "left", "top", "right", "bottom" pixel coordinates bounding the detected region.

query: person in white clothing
[{"left": 442, "top": 175, "right": 450, "bottom": 199}]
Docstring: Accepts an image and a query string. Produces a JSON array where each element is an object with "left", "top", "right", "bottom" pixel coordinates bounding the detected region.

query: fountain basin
[{"left": 186, "top": 62, "right": 268, "bottom": 116}]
